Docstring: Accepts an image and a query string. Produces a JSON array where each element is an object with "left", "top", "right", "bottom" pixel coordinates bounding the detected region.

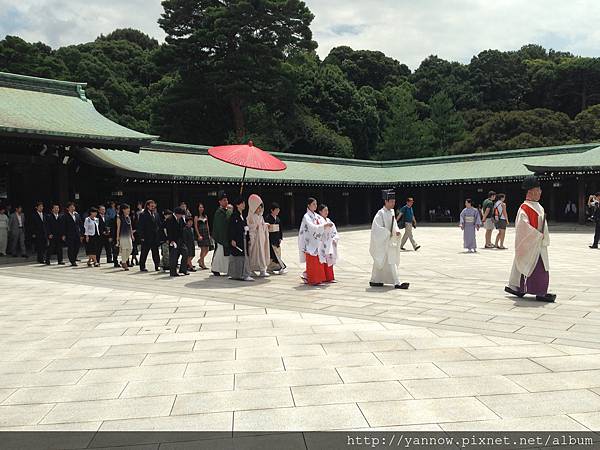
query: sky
[{"left": 1, "top": 0, "right": 599, "bottom": 69}]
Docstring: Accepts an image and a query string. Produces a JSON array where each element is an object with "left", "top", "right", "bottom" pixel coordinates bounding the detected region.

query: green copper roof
[
  {"left": 0, "top": 72, "right": 158, "bottom": 150},
  {"left": 78, "top": 141, "right": 600, "bottom": 186},
  {"left": 525, "top": 145, "right": 600, "bottom": 173}
]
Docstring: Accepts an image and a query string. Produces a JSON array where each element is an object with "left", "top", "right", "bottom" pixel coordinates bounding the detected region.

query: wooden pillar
[
  {"left": 171, "top": 183, "right": 179, "bottom": 208},
  {"left": 548, "top": 182, "right": 557, "bottom": 222},
  {"left": 578, "top": 177, "right": 586, "bottom": 225},
  {"left": 343, "top": 193, "right": 350, "bottom": 225},
  {"left": 420, "top": 187, "right": 427, "bottom": 222},
  {"left": 288, "top": 193, "right": 296, "bottom": 227},
  {"left": 57, "top": 164, "right": 69, "bottom": 205},
  {"left": 366, "top": 190, "right": 372, "bottom": 222}
]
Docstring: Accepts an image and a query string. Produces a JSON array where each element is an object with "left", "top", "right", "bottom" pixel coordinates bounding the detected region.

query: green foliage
[{"left": 3, "top": 2, "right": 600, "bottom": 162}]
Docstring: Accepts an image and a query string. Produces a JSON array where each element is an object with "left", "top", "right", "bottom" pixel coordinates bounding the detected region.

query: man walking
[
  {"left": 96, "top": 205, "right": 113, "bottom": 264},
  {"left": 211, "top": 191, "right": 232, "bottom": 276},
  {"left": 9, "top": 205, "right": 27, "bottom": 258},
  {"left": 397, "top": 197, "right": 420, "bottom": 251},
  {"left": 481, "top": 190, "right": 497, "bottom": 248},
  {"left": 45, "top": 203, "right": 65, "bottom": 265},
  {"left": 165, "top": 207, "right": 188, "bottom": 277},
  {"left": 31, "top": 202, "right": 48, "bottom": 264},
  {"left": 138, "top": 200, "right": 162, "bottom": 272},
  {"left": 589, "top": 192, "right": 600, "bottom": 249},
  {"left": 370, "top": 189, "right": 409, "bottom": 289},
  {"left": 504, "top": 176, "right": 556, "bottom": 302},
  {"left": 64, "top": 202, "right": 82, "bottom": 266}
]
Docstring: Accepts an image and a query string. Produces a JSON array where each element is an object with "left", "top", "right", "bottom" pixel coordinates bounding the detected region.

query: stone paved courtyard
[{"left": 1, "top": 225, "right": 600, "bottom": 435}]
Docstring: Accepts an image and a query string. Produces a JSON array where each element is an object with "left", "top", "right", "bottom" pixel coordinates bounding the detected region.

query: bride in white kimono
[
  {"left": 247, "top": 194, "right": 270, "bottom": 277},
  {"left": 369, "top": 189, "right": 409, "bottom": 289}
]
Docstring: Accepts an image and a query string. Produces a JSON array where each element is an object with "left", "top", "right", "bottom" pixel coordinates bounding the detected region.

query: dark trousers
[
  {"left": 169, "top": 242, "right": 188, "bottom": 276},
  {"left": 67, "top": 239, "right": 80, "bottom": 264},
  {"left": 35, "top": 237, "right": 47, "bottom": 263},
  {"left": 96, "top": 236, "right": 113, "bottom": 263},
  {"left": 112, "top": 241, "right": 120, "bottom": 267},
  {"left": 140, "top": 242, "right": 160, "bottom": 270},
  {"left": 46, "top": 237, "right": 63, "bottom": 263},
  {"left": 594, "top": 221, "right": 600, "bottom": 247}
]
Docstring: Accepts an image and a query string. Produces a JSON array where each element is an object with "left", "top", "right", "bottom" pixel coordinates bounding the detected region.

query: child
[
  {"left": 460, "top": 198, "right": 482, "bottom": 253},
  {"left": 265, "top": 202, "right": 286, "bottom": 274},
  {"left": 160, "top": 209, "right": 172, "bottom": 271},
  {"left": 183, "top": 216, "right": 196, "bottom": 272},
  {"left": 317, "top": 204, "right": 338, "bottom": 282}
]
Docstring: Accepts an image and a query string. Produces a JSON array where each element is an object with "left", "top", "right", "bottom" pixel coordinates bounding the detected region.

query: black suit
[
  {"left": 64, "top": 212, "right": 82, "bottom": 264},
  {"left": 96, "top": 214, "right": 113, "bottom": 263},
  {"left": 45, "top": 213, "right": 65, "bottom": 263},
  {"left": 165, "top": 215, "right": 187, "bottom": 276},
  {"left": 31, "top": 211, "right": 48, "bottom": 263},
  {"left": 138, "top": 209, "right": 162, "bottom": 270}
]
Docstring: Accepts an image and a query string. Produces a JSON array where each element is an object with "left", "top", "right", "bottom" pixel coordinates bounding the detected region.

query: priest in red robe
[{"left": 504, "top": 175, "right": 556, "bottom": 302}]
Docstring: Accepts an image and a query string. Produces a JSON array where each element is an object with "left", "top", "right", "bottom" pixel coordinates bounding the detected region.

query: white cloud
[{"left": 1, "top": 0, "right": 599, "bottom": 69}]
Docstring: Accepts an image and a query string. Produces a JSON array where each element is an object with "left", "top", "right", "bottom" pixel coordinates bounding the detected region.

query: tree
[
  {"left": 574, "top": 104, "right": 600, "bottom": 142},
  {"left": 411, "top": 55, "right": 478, "bottom": 109},
  {"left": 427, "top": 91, "right": 465, "bottom": 155},
  {"left": 159, "top": 0, "right": 316, "bottom": 139},
  {"left": 468, "top": 49, "right": 530, "bottom": 110},
  {"left": 376, "top": 84, "right": 428, "bottom": 160},
  {"left": 323, "top": 46, "right": 410, "bottom": 90}
]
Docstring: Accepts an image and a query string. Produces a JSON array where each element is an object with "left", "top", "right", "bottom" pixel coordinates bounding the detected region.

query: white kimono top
[
  {"left": 320, "top": 217, "right": 339, "bottom": 266},
  {"left": 298, "top": 209, "right": 326, "bottom": 263}
]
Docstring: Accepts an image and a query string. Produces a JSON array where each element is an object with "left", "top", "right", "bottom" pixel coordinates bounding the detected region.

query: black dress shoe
[
  {"left": 212, "top": 271, "right": 221, "bottom": 276},
  {"left": 590, "top": 245, "right": 598, "bottom": 249},
  {"left": 395, "top": 283, "right": 410, "bottom": 289},
  {"left": 170, "top": 273, "right": 181, "bottom": 277},
  {"left": 155, "top": 267, "right": 160, "bottom": 272},
  {"left": 140, "top": 268, "right": 148, "bottom": 272},
  {"left": 369, "top": 282, "right": 384, "bottom": 287},
  {"left": 58, "top": 262, "right": 65, "bottom": 265},
  {"left": 536, "top": 293, "right": 557, "bottom": 302},
  {"left": 44, "top": 261, "right": 50, "bottom": 265},
  {"left": 504, "top": 286, "right": 525, "bottom": 298},
  {"left": 70, "top": 262, "right": 78, "bottom": 267}
]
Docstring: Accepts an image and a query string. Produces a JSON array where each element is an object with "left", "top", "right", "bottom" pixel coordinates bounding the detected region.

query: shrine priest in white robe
[
  {"left": 504, "top": 175, "right": 556, "bottom": 302},
  {"left": 369, "top": 189, "right": 410, "bottom": 290}
]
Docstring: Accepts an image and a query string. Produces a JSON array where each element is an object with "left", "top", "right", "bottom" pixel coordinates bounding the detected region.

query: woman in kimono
[
  {"left": 227, "top": 197, "right": 254, "bottom": 281},
  {"left": 459, "top": 198, "right": 482, "bottom": 253},
  {"left": 317, "top": 204, "right": 338, "bottom": 282},
  {"left": 298, "top": 197, "right": 332, "bottom": 285},
  {"left": 247, "top": 194, "right": 270, "bottom": 277}
]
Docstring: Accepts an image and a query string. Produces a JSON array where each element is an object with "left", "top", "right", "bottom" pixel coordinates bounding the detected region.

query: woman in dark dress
[
  {"left": 194, "top": 202, "right": 211, "bottom": 270},
  {"left": 130, "top": 201, "right": 143, "bottom": 266}
]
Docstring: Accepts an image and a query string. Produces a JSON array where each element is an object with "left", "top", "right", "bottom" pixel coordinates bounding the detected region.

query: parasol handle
[{"left": 240, "top": 166, "right": 247, "bottom": 195}]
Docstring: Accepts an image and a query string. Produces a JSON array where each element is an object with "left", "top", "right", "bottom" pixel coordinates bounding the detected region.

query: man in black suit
[
  {"left": 138, "top": 199, "right": 162, "bottom": 272},
  {"left": 165, "top": 207, "right": 188, "bottom": 277},
  {"left": 31, "top": 201, "right": 48, "bottom": 264},
  {"left": 64, "top": 202, "right": 82, "bottom": 266},
  {"left": 45, "top": 203, "right": 66, "bottom": 265},
  {"left": 96, "top": 205, "right": 113, "bottom": 264}
]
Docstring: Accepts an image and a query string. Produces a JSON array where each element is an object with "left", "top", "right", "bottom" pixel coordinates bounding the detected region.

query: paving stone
[
  {"left": 358, "top": 397, "right": 497, "bottom": 427},
  {"left": 283, "top": 353, "right": 381, "bottom": 370},
  {"left": 185, "top": 357, "right": 284, "bottom": 376},
  {"left": 121, "top": 374, "right": 233, "bottom": 398},
  {"left": 41, "top": 396, "right": 175, "bottom": 424},
  {"left": 171, "top": 387, "right": 293, "bottom": 415},
  {"left": 235, "top": 368, "right": 342, "bottom": 390},
  {"left": 478, "top": 389, "right": 600, "bottom": 418},
  {"left": 436, "top": 358, "right": 549, "bottom": 377},
  {"left": 0, "top": 404, "right": 55, "bottom": 427},
  {"left": 234, "top": 404, "right": 368, "bottom": 431},
  {"left": 337, "top": 363, "right": 448, "bottom": 383},
  {"left": 440, "top": 415, "right": 590, "bottom": 431},
  {"left": 402, "top": 375, "right": 526, "bottom": 399},
  {"left": 3, "top": 382, "right": 126, "bottom": 405},
  {"left": 292, "top": 381, "right": 411, "bottom": 406},
  {"left": 79, "top": 364, "right": 187, "bottom": 384},
  {"left": 508, "top": 370, "right": 600, "bottom": 392}
]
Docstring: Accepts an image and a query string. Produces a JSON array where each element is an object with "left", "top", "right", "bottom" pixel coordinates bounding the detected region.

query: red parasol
[{"left": 208, "top": 141, "right": 287, "bottom": 194}]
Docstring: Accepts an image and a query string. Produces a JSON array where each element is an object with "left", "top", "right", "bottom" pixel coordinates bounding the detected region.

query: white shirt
[
  {"left": 84, "top": 216, "right": 99, "bottom": 236},
  {"left": 37, "top": 211, "right": 44, "bottom": 222}
]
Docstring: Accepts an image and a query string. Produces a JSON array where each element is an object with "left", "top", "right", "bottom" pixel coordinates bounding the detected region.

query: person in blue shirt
[{"left": 396, "top": 197, "right": 421, "bottom": 251}]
